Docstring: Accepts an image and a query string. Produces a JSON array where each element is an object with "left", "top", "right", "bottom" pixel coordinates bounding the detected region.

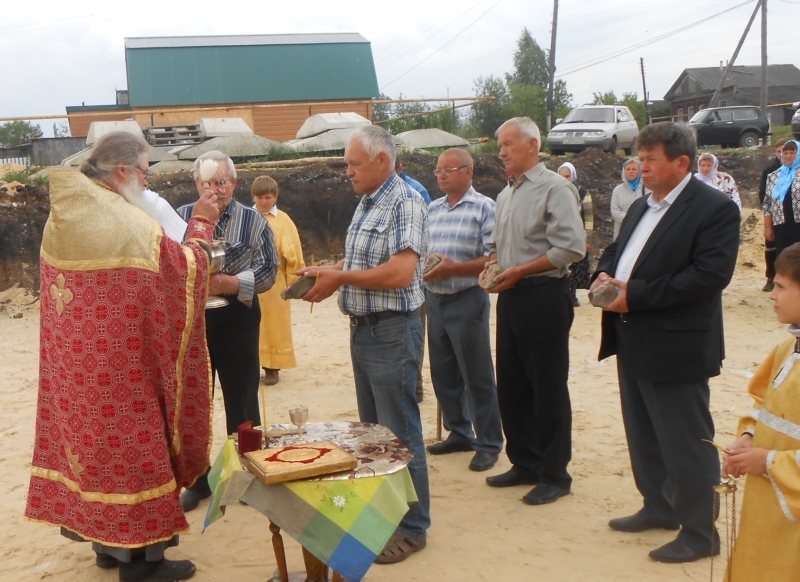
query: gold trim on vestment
[
  {"left": 170, "top": 245, "right": 198, "bottom": 457},
  {"left": 43, "top": 172, "right": 161, "bottom": 271},
  {"left": 24, "top": 518, "right": 189, "bottom": 549},
  {"left": 30, "top": 466, "right": 176, "bottom": 504}
]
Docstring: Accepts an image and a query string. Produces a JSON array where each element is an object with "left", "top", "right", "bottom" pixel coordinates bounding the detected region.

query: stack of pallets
[{"left": 143, "top": 124, "right": 205, "bottom": 147}]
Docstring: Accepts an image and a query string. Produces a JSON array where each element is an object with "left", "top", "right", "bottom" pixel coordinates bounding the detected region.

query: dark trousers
[
  {"left": 765, "top": 237, "right": 776, "bottom": 280},
  {"left": 426, "top": 287, "right": 503, "bottom": 454},
  {"left": 496, "top": 276, "right": 573, "bottom": 489},
  {"left": 616, "top": 360, "right": 720, "bottom": 552},
  {"left": 189, "top": 297, "right": 262, "bottom": 494}
]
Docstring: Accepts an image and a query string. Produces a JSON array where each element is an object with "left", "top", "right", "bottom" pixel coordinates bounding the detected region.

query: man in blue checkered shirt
[{"left": 300, "top": 125, "right": 430, "bottom": 565}]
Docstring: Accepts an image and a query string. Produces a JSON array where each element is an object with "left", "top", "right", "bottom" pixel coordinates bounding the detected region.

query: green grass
[
  {"left": 1, "top": 171, "right": 30, "bottom": 184},
  {"left": 771, "top": 125, "right": 793, "bottom": 142}
]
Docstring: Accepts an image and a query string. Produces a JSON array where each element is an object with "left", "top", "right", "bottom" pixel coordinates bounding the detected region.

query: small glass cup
[{"left": 289, "top": 406, "right": 308, "bottom": 437}]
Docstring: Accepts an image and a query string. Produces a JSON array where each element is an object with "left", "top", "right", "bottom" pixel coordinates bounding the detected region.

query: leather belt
[{"left": 349, "top": 308, "right": 419, "bottom": 327}]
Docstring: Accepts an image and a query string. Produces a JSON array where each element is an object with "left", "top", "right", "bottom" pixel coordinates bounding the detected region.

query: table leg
[
  {"left": 302, "top": 547, "right": 329, "bottom": 582},
  {"left": 269, "top": 520, "right": 290, "bottom": 582}
]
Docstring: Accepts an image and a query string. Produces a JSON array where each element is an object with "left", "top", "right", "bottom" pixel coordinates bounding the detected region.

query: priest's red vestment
[{"left": 25, "top": 172, "right": 214, "bottom": 548}]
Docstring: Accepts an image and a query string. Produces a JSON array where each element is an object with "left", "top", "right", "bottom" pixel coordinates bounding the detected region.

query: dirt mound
[{"left": 0, "top": 182, "right": 49, "bottom": 293}]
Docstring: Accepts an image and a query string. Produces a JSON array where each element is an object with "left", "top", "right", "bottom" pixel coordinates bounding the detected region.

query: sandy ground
[{"left": 0, "top": 210, "right": 780, "bottom": 582}]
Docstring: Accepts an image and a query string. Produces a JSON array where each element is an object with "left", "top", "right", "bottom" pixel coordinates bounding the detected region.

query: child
[
  {"left": 252, "top": 175, "right": 305, "bottom": 385},
  {"left": 723, "top": 242, "right": 800, "bottom": 580}
]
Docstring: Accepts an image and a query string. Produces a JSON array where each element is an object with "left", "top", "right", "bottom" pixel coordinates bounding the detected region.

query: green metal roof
[{"left": 124, "top": 34, "right": 380, "bottom": 107}]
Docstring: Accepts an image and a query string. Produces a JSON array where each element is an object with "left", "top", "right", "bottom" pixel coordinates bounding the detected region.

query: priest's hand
[
  {"left": 722, "top": 434, "right": 752, "bottom": 478},
  {"left": 209, "top": 273, "right": 239, "bottom": 295},
  {"left": 193, "top": 189, "right": 220, "bottom": 223}
]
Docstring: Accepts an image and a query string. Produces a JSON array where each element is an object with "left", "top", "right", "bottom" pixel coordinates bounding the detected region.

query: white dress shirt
[{"left": 614, "top": 172, "right": 691, "bottom": 282}]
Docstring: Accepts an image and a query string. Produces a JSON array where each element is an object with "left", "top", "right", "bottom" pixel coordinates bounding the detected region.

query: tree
[
  {"left": 592, "top": 90, "right": 618, "bottom": 105},
  {"left": 0, "top": 121, "right": 42, "bottom": 148},
  {"left": 372, "top": 94, "right": 393, "bottom": 124},
  {"left": 620, "top": 92, "right": 647, "bottom": 129},
  {"left": 469, "top": 75, "right": 511, "bottom": 137},
  {"left": 506, "top": 28, "right": 549, "bottom": 89}
]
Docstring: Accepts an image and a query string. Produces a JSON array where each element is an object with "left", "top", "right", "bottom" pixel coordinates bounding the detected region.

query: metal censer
[{"left": 206, "top": 240, "right": 229, "bottom": 309}]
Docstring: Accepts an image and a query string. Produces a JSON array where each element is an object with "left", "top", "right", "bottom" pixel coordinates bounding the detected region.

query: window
[
  {"left": 699, "top": 105, "right": 705, "bottom": 110},
  {"left": 616, "top": 109, "right": 630, "bottom": 122},
  {"left": 732, "top": 108, "right": 759, "bottom": 121},
  {"left": 677, "top": 107, "right": 684, "bottom": 121},
  {"left": 718, "top": 99, "right": 727, "bottom": 107},
  {"left": 688, "top": 106, "right": 694, "bottom": 116},
  {"left": 714, "top": 110, "right": 732, "bottom": 122}
]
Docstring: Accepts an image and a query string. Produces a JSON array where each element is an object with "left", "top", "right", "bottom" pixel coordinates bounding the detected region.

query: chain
[{"left": 710, "top": 480, "right": 738, "bottom": 582}]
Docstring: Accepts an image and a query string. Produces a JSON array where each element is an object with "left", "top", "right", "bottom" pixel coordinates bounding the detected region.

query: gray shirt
[{"left": 489, "top": 162, "right": 585, "bottom": 278}]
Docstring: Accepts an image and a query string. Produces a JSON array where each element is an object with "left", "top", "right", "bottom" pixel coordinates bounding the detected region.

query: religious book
[{"left": 242, "top": 440, "right": 357, "bottom": 484}]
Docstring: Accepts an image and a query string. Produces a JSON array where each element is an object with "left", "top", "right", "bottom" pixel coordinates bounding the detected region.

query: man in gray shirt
[{"left": 481, "top": 117, "right": 585, "bottom": 505}]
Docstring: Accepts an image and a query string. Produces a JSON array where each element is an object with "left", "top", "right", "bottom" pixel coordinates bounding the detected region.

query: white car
[{"left": 547, "top": 105, "right": 639, "bottom": 156}]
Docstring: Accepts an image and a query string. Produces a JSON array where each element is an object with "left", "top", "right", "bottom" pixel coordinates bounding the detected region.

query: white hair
[
  {"left": 496, "top": 117, "right": 541, "bottom": 152},
  {"left": 350, "top": 125, "right": 397, "bottom": 167},
  {"left": 193, "top": 150, "right": 237, "bottom": 181}
]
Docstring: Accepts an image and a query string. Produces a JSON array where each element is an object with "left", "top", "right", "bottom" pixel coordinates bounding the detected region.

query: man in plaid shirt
[{"left": 300, "top": 125, "right": 430, "bottom": 565}]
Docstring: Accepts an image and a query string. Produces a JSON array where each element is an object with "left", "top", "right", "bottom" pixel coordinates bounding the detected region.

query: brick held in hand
[
  {"left": 588, "top": 280, "right": 620, "bottom": 308},
  {"left": 281, "top": 275, "right": 317, "bottom": 300},
  {"left": 479, "top": 263, "right": 505, "bottom": 290},
  {"left": 422, "top": 253, "right": 443, "bottom": 275}
]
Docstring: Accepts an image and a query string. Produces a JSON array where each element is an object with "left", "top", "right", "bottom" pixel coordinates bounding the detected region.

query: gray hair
[
  {"left": 350, "top": 125, "right": 397, "bottom": 167},
  {"left": 439, "top": 147, "right": 473, "bottom": 167},
  {"left": 637, "top": 122, "right": 697, "bottom": 165},
  {"left": 495, "top": 117, "right": 541, "bottom": 152},
  {"left": 80, "top": 131, "right": 148, "bottom": 183},
  {"left": 193, "top": 150, "right": 237, "bottom": 181}
]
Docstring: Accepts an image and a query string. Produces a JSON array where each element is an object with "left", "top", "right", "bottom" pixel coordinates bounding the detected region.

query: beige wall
[{"left": 68, "top": 101, "right": 374, "bottom": 143}]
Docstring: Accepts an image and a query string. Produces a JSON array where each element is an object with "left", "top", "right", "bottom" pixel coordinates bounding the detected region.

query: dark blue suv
[{"left": 688, "top": 106, "right": 770, "bottom": 148}]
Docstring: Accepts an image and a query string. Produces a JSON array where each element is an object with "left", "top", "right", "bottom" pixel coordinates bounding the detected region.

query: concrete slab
[
  {"left": 296, "top": 112, "right": 371, "bottom": 139},
  {"left": 30, "top": 166, "right": 78, "bottom": 180},
  {"left": 197, "top": 118, "right": 253, "bottom": 137},
  {"left": 177, "top": 135, "right": 285, "bottom": 160},
  {"left": 86, "top": 121, "right": 142, "bottom": 145},
  {"left": 61, "top": 144, "right": 177, "bottom": 168},
  {"left": 150, "top": 160, "right": 195, "bottom": 174},
  {"left": 289, "top": 128, "right": 402, "bottom": 153},
  {"left": 396, "top": 128, "right": 469, "bottom": 150}
]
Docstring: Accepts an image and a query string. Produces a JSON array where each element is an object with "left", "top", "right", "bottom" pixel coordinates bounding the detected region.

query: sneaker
[{"left": 762, "top": 279, "right": 774, "bottom": 292}]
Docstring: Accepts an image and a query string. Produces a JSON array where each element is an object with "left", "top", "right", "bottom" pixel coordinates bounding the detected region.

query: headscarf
[
  {"left": 622, "top": 159, "right": 642, "bottom": 192},
  {"left": 558, "top": 161, "right": 577, "bottom": 183},
  {"left": 772, "top": 140, "right": 800, "bottom": 203},
  {"left": 695, "top": 152, "right": 719, "bottom": 187}
]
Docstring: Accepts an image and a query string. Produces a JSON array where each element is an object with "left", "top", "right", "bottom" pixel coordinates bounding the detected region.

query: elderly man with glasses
[
  {"left": 176, "top": 150, "right": 278, "bottom": 512},
  {"left": 423, "top": 148, "right": 503, "bottom": 472}
]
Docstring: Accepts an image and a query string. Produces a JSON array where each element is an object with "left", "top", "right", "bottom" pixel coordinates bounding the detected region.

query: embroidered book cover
[{"left": 242, "top": 440, "right": 357, "bottom": 484}]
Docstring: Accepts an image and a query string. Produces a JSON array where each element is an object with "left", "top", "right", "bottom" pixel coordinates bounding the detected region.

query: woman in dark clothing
[{"left": 558, "top": 162, "right": 592, "bottom": 307}]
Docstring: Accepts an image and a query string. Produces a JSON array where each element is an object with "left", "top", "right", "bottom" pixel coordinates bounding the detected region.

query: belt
[
  {"left": 348, "top": 308, "right": 419, "bottom": 327},
  {"left": 514, "top": 276, "right": 566, "bottom": 288}
]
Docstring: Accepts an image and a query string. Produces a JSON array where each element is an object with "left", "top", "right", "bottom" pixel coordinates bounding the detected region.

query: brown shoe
[
  {"left": 262, "top": 368, "right": 279, "bottom": 386},
  {"left": 374, "top": 533, "right": 426, "bottom": 564}
]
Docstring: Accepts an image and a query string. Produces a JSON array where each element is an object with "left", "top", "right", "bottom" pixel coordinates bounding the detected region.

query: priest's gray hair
[
  {"left": 350, "top": 125, "right": 397, "bottom": 168},
  {"left": 496, "top": 117, "right": 541, "bottom": 152},
  {"left": 193, "top": 150, "right": 237, "bottom": 181},
  {"left": 80, "top": 131, "right": 148, "bottom": 183}
]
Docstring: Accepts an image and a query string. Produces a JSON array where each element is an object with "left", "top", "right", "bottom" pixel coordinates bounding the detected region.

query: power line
[
  {"left": 381, "top": 0, "right": 503, "bottom": 90},
  {"left": 556, "top": 0, "right": 756, "bottom": 78}
]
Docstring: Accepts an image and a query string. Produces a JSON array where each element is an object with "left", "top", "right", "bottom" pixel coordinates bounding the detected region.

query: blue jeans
[{"left": 350, "top": 313, "right": 430, "bottom": 540}]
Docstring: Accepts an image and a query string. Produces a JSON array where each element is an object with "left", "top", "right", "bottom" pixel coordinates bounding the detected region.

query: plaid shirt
[
  {"left": 177, "top": 199, "right": 278, "bottom": 307},
  {"left": 425, "top": 187, "right": 495, "bottom": 294},
  {"left": 338, "top": 173, "right": 428, "bottom": 316}
]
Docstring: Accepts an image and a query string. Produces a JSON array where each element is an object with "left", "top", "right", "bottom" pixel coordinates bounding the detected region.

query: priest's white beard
[{"left": 118, "top": 175, "right": 188, "bottom": 242}]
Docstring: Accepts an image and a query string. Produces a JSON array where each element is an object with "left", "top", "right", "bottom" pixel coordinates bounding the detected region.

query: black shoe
[
  {"left": 486, "top": 468, "right": 538, "bottom": 488},
  {"left": 96, "top": 553, "right": 118, "bottom": 569},
  {"left": 608, "top": 509, "right": 680, "bottom": 533},
  {"left": 180, "top": 488, "right": 211, "bottom": 512},
  {"left": 762, "top": 279, "right": 774, "bottom": 292},
  {"left": 416, "top": 389, "right": 424, "bottom": 403},
  {"left": 648, "top": 538, "right": 720, "bottom": 564},
  {"left": 571, "top": 295, "right": 580, "bottom": 307},
  {"left": 426, "top": 434, "right": 473, "bottom": 455},
  {"left": 469, "top": 451, "right": 499, "bottom": 472},
  {"left": 119, "top": 557, "right": 196, "bottom": 582},
  {"left": 522, "top": 483, "right": 570, "bottom": 505}
]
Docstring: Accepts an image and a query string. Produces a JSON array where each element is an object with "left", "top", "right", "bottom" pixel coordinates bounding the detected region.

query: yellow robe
[
  {"left": 258, "top": 209, "right": 305, "bottom": 369},
  {"left": 728, "top": 336, "right": 800, "bottom": 581}
]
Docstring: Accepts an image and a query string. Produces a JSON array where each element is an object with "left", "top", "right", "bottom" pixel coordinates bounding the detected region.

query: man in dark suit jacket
[{"left": 591, "top": 122, "right": 740, "bottom": 564}]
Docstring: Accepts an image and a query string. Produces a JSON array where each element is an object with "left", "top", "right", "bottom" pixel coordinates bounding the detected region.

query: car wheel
[
  {"left": 739, "top": 132, "right": 759, "bottom": 147},
  {"left": 549, "top": 149, "right": 563, "bottom": 156},
  {"left": 623, "top": 140, "right": 634, "bottom": 156},
  {"left": 607, "top": 137, "right": 617, "bottom": 154}
]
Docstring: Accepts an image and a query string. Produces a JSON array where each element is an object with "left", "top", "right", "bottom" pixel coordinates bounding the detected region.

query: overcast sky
[{"left": 1, "top": 0, "right": 797, "bottom": 137}]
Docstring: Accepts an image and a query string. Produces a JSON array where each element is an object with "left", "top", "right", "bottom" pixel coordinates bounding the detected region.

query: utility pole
[
  {"left": 708, "top": 0, "right": 762, "bottom": 110},
  {"left": 761, "top": 0, "right": 768, "bottom": 120},
  {"left": 640, "top": 58, "right": 651, "bottom": 125},
  {"left": 546, "top": 0, "right": 559, "bottom": 132}
]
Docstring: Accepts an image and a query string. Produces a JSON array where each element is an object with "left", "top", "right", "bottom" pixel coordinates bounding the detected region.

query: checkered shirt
[
  {"left": 424, "top": 187, "right": 495, "bottom": 294},
  {"left": 338, "top": 173, "right": 428, "bottom": 316}
]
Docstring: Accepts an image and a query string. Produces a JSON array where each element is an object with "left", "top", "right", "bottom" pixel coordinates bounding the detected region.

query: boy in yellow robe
[
  {"left": 723, "top": 242, "right": 800, "bottom": 581},
  {"left": 253, "top": 176, "right": 305, "bottom": 385}
]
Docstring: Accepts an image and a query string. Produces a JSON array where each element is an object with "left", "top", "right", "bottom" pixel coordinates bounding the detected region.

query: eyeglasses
[
  {"left": 433, "top": 166, "right": 468, "bottom": 177},
  {"left": 130, "top": 165, "right": 151, "bottom": 181},
  {"left": 210, "top": 179, "right": 231, "bottom": 188}
]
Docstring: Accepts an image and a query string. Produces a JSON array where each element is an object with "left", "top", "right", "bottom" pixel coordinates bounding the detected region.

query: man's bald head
[{"left": 436, "top": 148, "right": 473, "bottom": 199}]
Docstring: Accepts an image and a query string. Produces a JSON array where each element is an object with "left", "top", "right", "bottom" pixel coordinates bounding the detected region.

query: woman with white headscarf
[
  {"left": 558, "top": 162, "right": 592, "bottom": 306},
  {"left": 695, "top": 152, "right": 742, "bottom": 210},
  {"left": 610, "top": 159, "right": 645, "bottom": 239}
]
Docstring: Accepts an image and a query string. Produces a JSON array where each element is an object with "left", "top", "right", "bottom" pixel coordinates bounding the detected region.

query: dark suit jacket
[{"left": 595, "top": 176, "right": 740, "bottom": 382}]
